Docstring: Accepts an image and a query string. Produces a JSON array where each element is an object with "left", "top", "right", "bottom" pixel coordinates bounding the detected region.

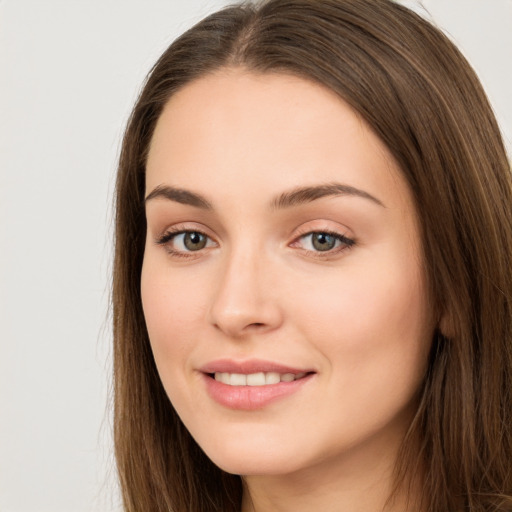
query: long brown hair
[{"left": 112, "top": 1, "right": 512, "bottom": 510}]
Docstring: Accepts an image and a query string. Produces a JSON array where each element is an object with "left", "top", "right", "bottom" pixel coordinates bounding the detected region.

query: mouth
[
  {"left": 208, "top": 371, "right": 310, "bottom": 386},
  {"left": 200, "top": 360, "right": 315, "bottom": 410}
]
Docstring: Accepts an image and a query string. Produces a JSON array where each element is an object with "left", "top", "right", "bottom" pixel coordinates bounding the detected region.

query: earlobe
[{"left": 438, "top": 311, "right": 455, "bottom": 339}]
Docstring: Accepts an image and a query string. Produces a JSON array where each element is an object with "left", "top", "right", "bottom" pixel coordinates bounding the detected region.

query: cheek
[
  {"left": 290, "top": 260, "right": 432, "bottom": 440},
  {"left": 140, "top": 258, "right": 206, "bottom": 368},
  {"left": 289, "top": 250, "right": 432, "bottom": 370},
  {"left": 140, "top": 259, "right": 212, "bottom": 418}
]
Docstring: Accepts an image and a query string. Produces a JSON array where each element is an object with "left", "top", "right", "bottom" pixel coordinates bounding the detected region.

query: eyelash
[
  {"left": 155, "top": 227, "right": 355, "bottom": 259},
  {"left": 155, "top": 227, "right": 215, "bottom": 258},
  {"left": 291, "top": 229, "right": 355, "bottom": 257}
]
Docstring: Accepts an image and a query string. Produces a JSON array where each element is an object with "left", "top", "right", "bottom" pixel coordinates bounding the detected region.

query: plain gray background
[{"left": 0, "top": 1, "right": 510, "bottom": 511}]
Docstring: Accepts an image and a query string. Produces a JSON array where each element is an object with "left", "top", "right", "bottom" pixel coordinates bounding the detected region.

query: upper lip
[{"left": 199, "top": 359, "right": 314, "bottom": 375}]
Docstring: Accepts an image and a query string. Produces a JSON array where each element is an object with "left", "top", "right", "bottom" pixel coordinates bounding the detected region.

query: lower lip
[{"left": 202, "top": 373, "right": 314, "bottom": 410}]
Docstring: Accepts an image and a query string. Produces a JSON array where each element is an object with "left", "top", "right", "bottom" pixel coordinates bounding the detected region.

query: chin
[
  {"left": 196, "top": 431, "right": 307, "bottom": 476},
  {"left": 209, "top": 452, "right": 301, "bottom": 477}
]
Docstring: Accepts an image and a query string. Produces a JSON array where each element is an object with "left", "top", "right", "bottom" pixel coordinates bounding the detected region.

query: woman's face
[{"left": 141, "top": 70, "right": 434, "bottom": 478}]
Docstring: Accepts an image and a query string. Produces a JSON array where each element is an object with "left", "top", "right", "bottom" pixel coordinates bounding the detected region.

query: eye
[
  {"left": 176, "top": 231, "right": 208, "bottom": 251},
  {"left": 156, "top": 229, "right": 216, "bottom": 254},
  {"left": 294, "top": 231, "right": 354, "bottom": 253}
]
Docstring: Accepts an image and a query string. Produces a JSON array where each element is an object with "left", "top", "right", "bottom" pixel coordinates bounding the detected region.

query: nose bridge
[{"left": 208, "top": 238, "right": 281, "bottom": 337}]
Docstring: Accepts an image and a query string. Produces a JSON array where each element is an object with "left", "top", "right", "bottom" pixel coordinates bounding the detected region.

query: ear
[{"left": 438, "top": 311, "right": 455, "bottom": 339}]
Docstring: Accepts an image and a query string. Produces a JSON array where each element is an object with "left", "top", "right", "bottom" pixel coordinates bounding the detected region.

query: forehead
[{"left": 146, "top": 68, "right": 413, "bottom": 214}]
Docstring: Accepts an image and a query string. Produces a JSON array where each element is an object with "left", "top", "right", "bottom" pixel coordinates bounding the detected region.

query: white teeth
[
  {"left": 265, "top": 372, "right": 280, "bottom": 385},
  {"left": 246, "top": 372, "right": 265, "bottom": 386},
  {"left": 216, "top": 372, "right": 230, "bottom": 385},
  {"left": 230, "top": 373, "right": 247, "bottom": 386},
  {"left": 214, "top": 371, "right": 307, "bottom": 386}
]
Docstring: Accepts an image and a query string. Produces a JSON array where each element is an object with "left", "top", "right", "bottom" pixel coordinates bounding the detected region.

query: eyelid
[
  {"left": 154, "top": 223, "right": 218, "bottom": 257},
  {"left": 152, "top": 221, "right": 354, "bottom": 258},
  {"left": 289, "top": 224, "right": 355, "bottom": 256},
  {"left": 291, "top": 231, "right": 354, "bottom": 248},
  {"left": 153, "top": 221, "right": 213, "bottom": 240}
]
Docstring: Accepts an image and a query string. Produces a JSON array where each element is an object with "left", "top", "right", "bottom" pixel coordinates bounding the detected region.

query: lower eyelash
[
  {"left": 294, "top": 230, "right": 355, "bottom": 257},
  {"left": 154, "top": 228, "right": 214, "bottom": 259},
  {"left": 154, "top": 228, "right": 354, "bottom": 259}
]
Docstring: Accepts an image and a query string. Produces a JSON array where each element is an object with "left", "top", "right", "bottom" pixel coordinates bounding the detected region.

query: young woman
[{"left": 112, "top": 1, "right": 512, "bottom": 511}]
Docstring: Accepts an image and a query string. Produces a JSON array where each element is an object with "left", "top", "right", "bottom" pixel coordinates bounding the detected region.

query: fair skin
[{"left": 141, "top": 69, "right": 434, "bottom": 512}]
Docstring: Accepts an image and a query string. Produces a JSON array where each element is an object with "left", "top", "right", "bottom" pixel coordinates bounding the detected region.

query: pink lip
[
  {"left": 200, "top": 358, "right": 312, "bottom": 375},
  {"left": 199, "top": 359, "right": 315, "bottom": 411}
]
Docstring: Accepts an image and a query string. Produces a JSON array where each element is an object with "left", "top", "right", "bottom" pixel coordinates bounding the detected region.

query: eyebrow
[
  {"left": 144, "top": 182, "right": 384, "bottom": 210},
  {"left": 270, "top": 183, "right": 385, "bottom": 209},
  {"left": 145, "top": 184, "right": 213, "bottom": 209}
]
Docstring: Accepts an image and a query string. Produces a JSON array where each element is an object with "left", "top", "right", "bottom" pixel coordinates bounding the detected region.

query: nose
[{"left": 208, "top": 247, "right": 283, "bottom": 338}]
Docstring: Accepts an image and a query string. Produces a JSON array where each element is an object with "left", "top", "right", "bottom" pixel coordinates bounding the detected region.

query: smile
[
  {"left": 200, "top": 362, "right": 315, "bottom": 410},
  {"left": 213, "top": 371, "right": 307, "bottom": 386}
]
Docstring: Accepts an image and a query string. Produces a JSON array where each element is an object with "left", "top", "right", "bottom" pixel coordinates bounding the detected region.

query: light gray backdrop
[{"left": 0, "top": 1, "right": 510, "bottom": 511}]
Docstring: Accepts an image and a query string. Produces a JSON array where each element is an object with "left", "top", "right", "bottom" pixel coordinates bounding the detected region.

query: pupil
[
  {"left": 184, "top": 232, "right": 206, "bottom": 250},
  {"left": 312, "top": 233, "right": 335, "bottom": 251}
]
